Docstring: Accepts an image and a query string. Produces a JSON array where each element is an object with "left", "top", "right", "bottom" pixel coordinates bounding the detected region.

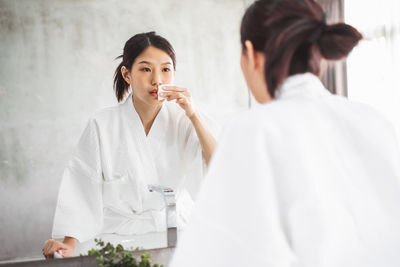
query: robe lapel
[
  {"left": 147, "top": 102, "right": 168, "bottom": 157},
  {"left": 122, "top": 94, "right": 160, "bottom": 186}
]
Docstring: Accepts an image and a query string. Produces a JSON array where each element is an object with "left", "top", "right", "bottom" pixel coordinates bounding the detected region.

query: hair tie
[{"left": 308, "top": 13, "right": 327, "bottom": 43}]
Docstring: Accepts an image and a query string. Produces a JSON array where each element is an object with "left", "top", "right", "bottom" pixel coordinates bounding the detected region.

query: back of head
[{"left": 240, "top": 0, "right": 362, "bottom": 97}]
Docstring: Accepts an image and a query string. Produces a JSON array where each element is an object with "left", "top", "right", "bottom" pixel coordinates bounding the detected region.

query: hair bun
[{"left": 318, "top": 23, "right": 363, "bottom": 60}]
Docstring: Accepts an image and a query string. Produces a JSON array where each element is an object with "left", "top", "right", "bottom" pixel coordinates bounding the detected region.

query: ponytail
[{"left": 113, "top": 56, "right": 129, "bottom": 103}]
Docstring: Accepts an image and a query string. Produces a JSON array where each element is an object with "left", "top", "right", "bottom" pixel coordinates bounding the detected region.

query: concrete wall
[{"left": 0, "top": 0, "right": 252, "bottom": 261}]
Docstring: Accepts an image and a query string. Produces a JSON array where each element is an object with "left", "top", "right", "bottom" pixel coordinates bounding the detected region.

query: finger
[
  {"left": 176, "top": 98, "right": 187, "bottom": 104},
  {"left": 163, "top": 87, "right": 191, "bottom": 98},
  {"left": 43, "top": 241, "right": 53, "bottom": 254},
  {"left": 45, "top": 243, "right": 57, "bottom": 256},
  {"left": 160, "top": 86, "right": 186, "bottom": 92},
  {"left": 43, "top": 240, "right": 52, "bottom": 250},
  {"left": 161, "top": 91, "right": 183, "bottom": 100},
  {"left": 53, "top": 242, "right": 67, "bottom": 251},
  {"left": 46, "top": 242, "right": 64, "bottom": 256},
  {"left": 45, "top": 239, "right": 61, "bottom": 250},
  {"left": 51, "top": 243, "right": 60, "bottom": 252}
]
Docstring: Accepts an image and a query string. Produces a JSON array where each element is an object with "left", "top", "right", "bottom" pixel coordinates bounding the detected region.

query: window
[{"left": 345, "top": 0, "right": 400, "bottom": 136}]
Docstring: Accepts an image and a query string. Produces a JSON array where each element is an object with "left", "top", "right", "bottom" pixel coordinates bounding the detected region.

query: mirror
[{"left": 0, "top": 0, "right": 249, "bottom": 262}]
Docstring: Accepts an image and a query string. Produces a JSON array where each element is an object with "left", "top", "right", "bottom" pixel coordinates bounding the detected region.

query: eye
[
  {"left": 162, "top": 68, "right": 170, "bottom": 72},
  {"left": 141, "top": 67, "right": 151, "bottom": 72}
]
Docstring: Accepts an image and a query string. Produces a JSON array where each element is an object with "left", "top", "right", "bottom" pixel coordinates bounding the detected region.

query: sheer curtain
[
  {"left": 316, "top": 0, "right": 347, "bottom": 96},
  {"left": 345, "top": 0, "right": 400, "bottom": 136}
]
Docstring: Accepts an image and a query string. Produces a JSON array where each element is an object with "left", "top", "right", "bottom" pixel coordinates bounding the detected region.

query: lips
[{"left": 150, "top": 89, "right": 158, "bottom": 97}]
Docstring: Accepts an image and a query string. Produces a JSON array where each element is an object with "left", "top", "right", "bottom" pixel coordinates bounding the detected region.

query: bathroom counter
[
  {"left": 0, "top": 231, "right": 178, "bottom": 267},
  {"left": 0, "top": 246, "right": 175, "bottom": 267}
]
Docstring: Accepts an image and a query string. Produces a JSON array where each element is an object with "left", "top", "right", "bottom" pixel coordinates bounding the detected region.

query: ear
[
  {"left": 121, "top": 66, "right": 131, "bottom": 84},
  {"left": 244, "top": 40, "right": 265, "bottom": 72},
  {"left": 243, "top": 40, "right": 256, "bottom": 70}
]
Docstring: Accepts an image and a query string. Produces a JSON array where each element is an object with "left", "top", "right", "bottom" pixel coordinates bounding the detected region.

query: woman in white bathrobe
[
  {"left": 42, "top": 32, "right": 216, "bottom": 258},
  {"left": 171, "top": 0, "right": 400, "bottom": 266}
]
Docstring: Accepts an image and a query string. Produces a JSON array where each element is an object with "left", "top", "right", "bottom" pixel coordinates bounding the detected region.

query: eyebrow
[{"left": 138, "top": 61, "right": 172, "bottom": 65}]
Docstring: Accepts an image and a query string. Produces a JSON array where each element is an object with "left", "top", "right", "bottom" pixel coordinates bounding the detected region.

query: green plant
[{"left": 87, "top": 238, "right": 164, "bottom": 267}]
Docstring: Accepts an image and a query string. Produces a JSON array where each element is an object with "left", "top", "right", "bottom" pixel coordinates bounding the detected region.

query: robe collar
[
  {"left": 119, "top": 92, "right": 169, "bottom": 186},
  {"left": 275, "top": 72, "right": 331, "bottom": 100},
  {"left": 121, "top": 92, "right": 168, "bottom": 141}
]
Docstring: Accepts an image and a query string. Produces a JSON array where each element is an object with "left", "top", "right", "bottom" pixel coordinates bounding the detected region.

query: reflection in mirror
[
  {"left": 44, "top": 31, "right": 218, "bottom": 257},
  {"left": 0, "top": 0, "right": 248, "bottom": 263}
]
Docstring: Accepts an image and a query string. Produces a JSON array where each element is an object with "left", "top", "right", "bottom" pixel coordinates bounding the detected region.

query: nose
[{"left": 151, "top": 70, "right": 163, "bottom": 87}]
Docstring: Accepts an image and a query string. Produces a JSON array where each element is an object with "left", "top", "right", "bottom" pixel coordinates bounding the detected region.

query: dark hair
[
  {"left": 113, "top": 32, "right": 176, "bottom": 102},
  {"left": 240, "top": 0, "right": 362, "bottom": 97}
]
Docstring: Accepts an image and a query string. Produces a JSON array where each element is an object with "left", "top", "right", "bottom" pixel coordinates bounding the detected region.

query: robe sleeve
[
  {"left": 172, "top": 115, "right": 204, "bottom": 227},
  {"left": 170, "top": 115, "right": 296, "bottom": 266},
  {"left": 52, "top": 118, "right": 104, "bottom": 243},
  {"left": 182, "top": 124, "right": 204, "bottom": 199},
  {"left": 180, "top": 111, "right": 219, "bottom": 200}
]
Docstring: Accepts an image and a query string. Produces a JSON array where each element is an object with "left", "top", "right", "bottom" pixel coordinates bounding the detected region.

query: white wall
[{"left": 0, "top": 0, "right": 250, "bottom": 260}]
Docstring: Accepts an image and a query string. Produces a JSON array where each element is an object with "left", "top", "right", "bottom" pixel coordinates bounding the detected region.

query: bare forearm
[
  {"left": 63, "top": 236, "right": 77, "bottom": 250},
  {"left": 188, "top": 112, "right": 216, "bottom": 165}
]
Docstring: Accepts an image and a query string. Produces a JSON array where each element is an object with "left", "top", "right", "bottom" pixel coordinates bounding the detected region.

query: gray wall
[{"left": 0, "top": 0, "right": 251, "bottom": 261}]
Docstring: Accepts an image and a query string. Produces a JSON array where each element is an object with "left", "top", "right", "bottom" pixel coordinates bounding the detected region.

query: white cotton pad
[
  {"left": 54, "top": 251, "right": 63, "bottom": 259},
  {"left": 158, "top": 84, "right": 174, "bottom": 101}
]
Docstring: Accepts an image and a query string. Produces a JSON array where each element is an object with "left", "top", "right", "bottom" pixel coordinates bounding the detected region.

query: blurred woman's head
[
  {"left": 114, "top": 32, "right": 176, "bottom": 103},
  {"left": 240, "top": 0, "right": 362, "bottom": 103}
]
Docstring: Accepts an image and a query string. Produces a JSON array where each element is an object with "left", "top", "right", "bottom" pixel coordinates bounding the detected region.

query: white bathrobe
[
  {"left": 170, "top": 73, "right": 400, "bottom": 267},
  {"left": 52, "top": 93, "right": 205, "bottom": 246}
]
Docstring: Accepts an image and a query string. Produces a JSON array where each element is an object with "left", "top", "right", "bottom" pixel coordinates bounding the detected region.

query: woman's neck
[{"left": 132, "top": 96, "right": 162, "bottom": 136}]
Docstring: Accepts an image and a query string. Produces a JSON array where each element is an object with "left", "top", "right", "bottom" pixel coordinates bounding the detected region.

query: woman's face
[{"left": 122, "top": 46, "right": 175, "bottom": 104}]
